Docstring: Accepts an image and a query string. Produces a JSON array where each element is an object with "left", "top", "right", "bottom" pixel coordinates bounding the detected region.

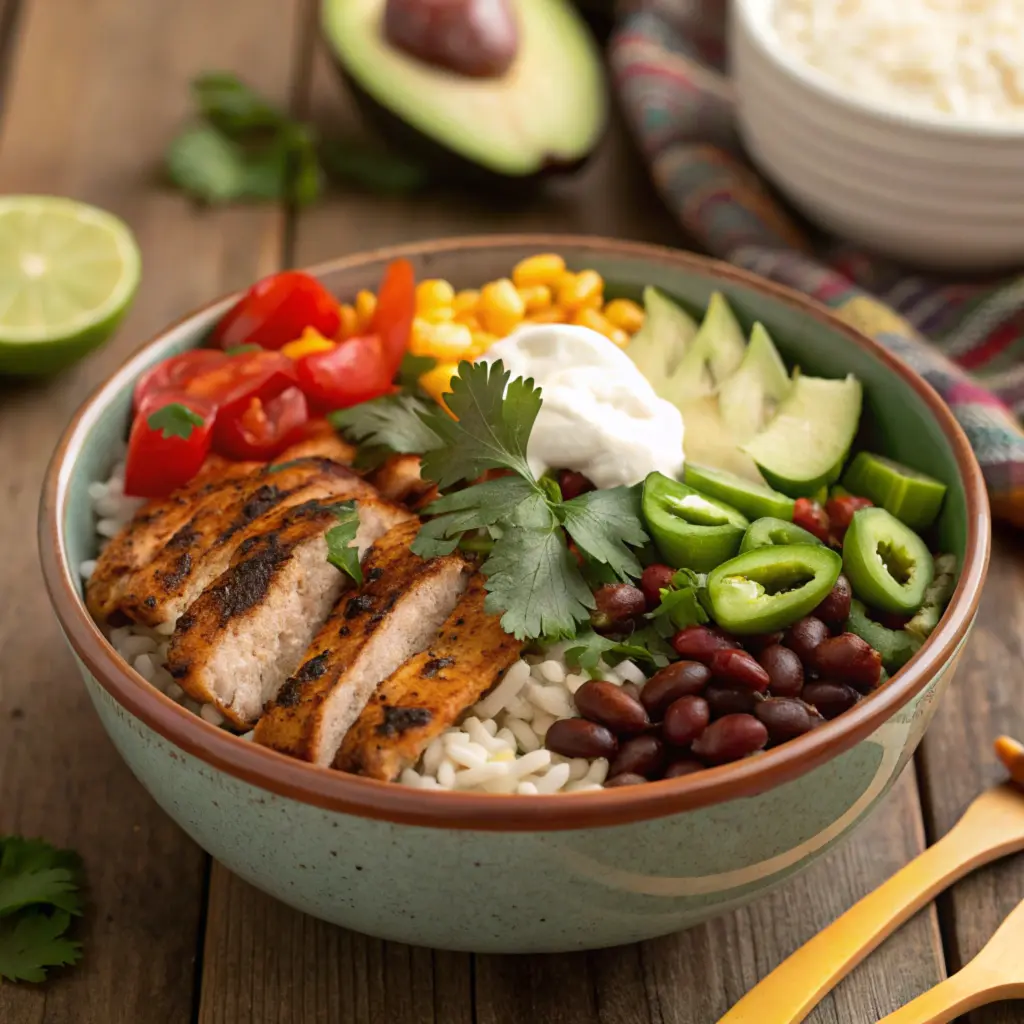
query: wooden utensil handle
[
  {"left": 716, "top": 825, "right": 997, "bottom": 1024},
  {"left": 875, "top": 971, "right": 1024, "bottom": 1022}
]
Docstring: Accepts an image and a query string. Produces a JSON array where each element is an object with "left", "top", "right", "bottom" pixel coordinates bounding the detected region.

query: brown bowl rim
[{"left": 39, "top": 234, "right": 990, "bottom": 832}]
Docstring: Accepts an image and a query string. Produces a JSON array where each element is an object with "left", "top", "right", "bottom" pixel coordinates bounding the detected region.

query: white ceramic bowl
[{"left": 731, "top": 0, "right": 1024, "bottom": 270}]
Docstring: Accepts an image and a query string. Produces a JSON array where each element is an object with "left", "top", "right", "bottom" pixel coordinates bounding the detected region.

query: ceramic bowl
[
  {"left": 40, "top": 236, "right": 989, "bottom": 953},
  {"left": 731, "top": 0, "right": 1024, "bottom": 270}
]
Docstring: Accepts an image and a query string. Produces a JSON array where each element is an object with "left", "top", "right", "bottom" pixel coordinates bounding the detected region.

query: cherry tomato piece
[
  {"left": 132, "top": 350, "right": 229, "bottom": 415},
  {"left": 124, "top": 392, "right": 216, "bottom": 499},
  {"left": 184, "top": 349, "right": 297, "bottom": 406},
  {"left": 211, "top": 271, "right": 341, "bottom": 351},
  {"left": 793, "top": 498, "right": 831, "bottom": 543},
  {"left": 295, "top": 334, "right": 395, "bottom": 411},
  {"left": 826, "top": 495, "right": 874, "bottom": 535},
  {"left": 213, "top": 385, "right": 309, "bottom": 460},
  {"left": 372, "top": 258, "right": 416, "bottom": 371}
]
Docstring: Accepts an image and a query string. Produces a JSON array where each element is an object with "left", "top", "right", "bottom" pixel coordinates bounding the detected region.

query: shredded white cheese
[{"left": 772, "top": 0, "right": 1024, "bottom": 123}]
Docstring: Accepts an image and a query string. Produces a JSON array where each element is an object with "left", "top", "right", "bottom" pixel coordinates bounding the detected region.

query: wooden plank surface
[
  {"left": 917, "top": 528, "right": 1024, "bottom": 1024},
  {"left": 0, "top": 0, "right": 297, "bottom": 1020}
]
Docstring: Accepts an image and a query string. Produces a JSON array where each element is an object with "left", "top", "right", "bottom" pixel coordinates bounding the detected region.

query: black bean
[
  {"left": 575, "top": 681, "right": 649, "bottom": 736},
  {"left": 691, "top": 714, "right": 768, "bottom": 764},
  {"left": 609, "top": 735, "right": 666, "bottom": 779},
  {"left": 755, "top": 697, "right": 824, "bottom": 744},
  {"left": 801, "top": 681, "right": 860, "bottom": 720},
  {"left": 784, "top": 616, "right": 830, "bottom": 666},
  {"left": 545, "top": 718, "right": 618, "bottom": 759},
  {"left": 759, "top": 645, "right": 805, "bottom": 698},
  {"left": 663, "top": 696, "right": 711, "bottom": 747},
  {"left": 640, "top": 661, "right": 711, "bottom": 719}
]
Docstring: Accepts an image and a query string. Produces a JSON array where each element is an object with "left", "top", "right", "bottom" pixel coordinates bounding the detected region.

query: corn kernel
[
  {"left": 415, "top": 320, "right": 474, "bottom": 361},
  {"left": 422, "top": 306, "right": 455, "bottom": 323},
  {"left": 453, "top": 289, "right": 480, "bottom": 315},
  {"left": 468, "top": 331, "right": 499, "bottom": 357},
  {"left": 573, "top": 307, "right": 630, "bottom": 347},
  {"left": 420, "top": 362, "right": 459, "bottom": 405},
  {"left": 527, "top": 306, "right": 570, "bottom": 324},
  {"left": 517, "top": 284, "right": 552, "bottom": 313},
  {"left": 281, "top": 328, "right": 337, "bottom": 360},
  {"left": 557, "top": 269, "right": 603, "bottom": 311},
  {"left": 479, "top": 278, "right": 525, "bottom": 337},
  {"left": 337, "top": 303, "right": 359, "bottom": 340},
  {"left": 355, "top": 290, "right": 377, "bottom": 331},
  {"left": 454, "top": 310, "right": 482, "bottom": 331},
  {"left": 512, "top": 253, "right": 566, "bottom": 289},
  {"left": 415, "top": 278, "right": 455, "bottom": 313},
  {"left": 603, "top": 298, "right": 645, "bottom": 334}
]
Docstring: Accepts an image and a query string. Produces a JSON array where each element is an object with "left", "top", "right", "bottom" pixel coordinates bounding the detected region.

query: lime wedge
[{"left": 0, "top": 195, "right": 141, "bottom": 375}]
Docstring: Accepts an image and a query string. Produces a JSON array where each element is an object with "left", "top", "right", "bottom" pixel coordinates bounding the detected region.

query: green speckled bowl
[{"left": 39, "top": 237, "right": 989, "bottom": 953}]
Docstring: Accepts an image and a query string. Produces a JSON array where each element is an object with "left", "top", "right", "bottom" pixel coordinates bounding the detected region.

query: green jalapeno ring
[
  {"left": 642, "top": 472, "right": 749, "bottom": 574},
  {"left": 706, "top": 543, "right": 843, "bottom": 634},
  {"left": 842, "top": 507, "right": 934, "bottom": 615},
  {"left": 740, "top": 516, "right": 823, "bottom": 553},
  {"left": 846, "top": 598, "right": 921, "bottom": 671}
]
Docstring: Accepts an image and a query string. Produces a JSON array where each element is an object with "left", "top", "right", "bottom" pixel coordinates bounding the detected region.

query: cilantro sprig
[
  {"left": 0, "top": 837, "right": 85, "bottom": 984},
  {"left": 324, "top": 502, "right": 363, "bottom": 585},
  {"left": 146, "top": 403, "right": 205, "bottom": 441},
  {"left": 333, "top": 360, "right": 651, "bottom": 641}
]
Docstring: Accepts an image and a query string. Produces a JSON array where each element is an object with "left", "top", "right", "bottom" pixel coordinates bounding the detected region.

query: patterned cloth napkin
[{"left": 609, "top": 0, "right": 1024, "bottom": 526}]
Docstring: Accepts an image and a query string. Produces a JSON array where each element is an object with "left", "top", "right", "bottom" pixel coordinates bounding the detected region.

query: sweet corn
[
  {"left": 422, "top": 306, "right": 455, "bottom": 323},
  {"left": 416, "top": 278, "right": 455, "bottom": 313},
  {"left": 420, "top": 362, "right": 459, "bottom": 404},
  {"left": 468, "top": 331, "right": 499, "bottom": 357},
  {"left": 454, "top": 310, "right": 482, "bottom": 331},
  {"left": 557, "top": 269, "right": 603, "bottom": 311},
  {"left": 527, "top": 306, "right": 570, "bottom": 324},
  {"left": 337, "top": 303, "right": 359, "bottom": 340},
  {"left": 512, "top": 253, "right": 566, "bottom": 289},
  {"left": 573, "top": 307, "right": 630, "bottom": 348},
  {"left": 603, "top": 298, "right": 645, "bottom": 334},
  {"left": 517, "top": 284, "right": 552, "bottom": 313},
  {"left": 479, "top": 278, "right": 525, "bottom": 337},
  {"left": 411, "top": 320, "right": 474, "bottom": 361},
  {"left": 355, "top": 289, "right": 377, "bottom": 331},
  {"left": 453, "top": 288, "right": 480, "bottom": 314},
  {"left": 281, "top": 328, "right": 336, "bottom": 360}
]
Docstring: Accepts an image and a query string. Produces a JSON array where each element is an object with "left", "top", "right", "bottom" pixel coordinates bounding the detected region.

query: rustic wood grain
[
  {"left": 917, "top": 528, "right": 1024, "bottom": 1024},
  {"left": 0, "top": 0, "right": 296, "bottom": 1020}
]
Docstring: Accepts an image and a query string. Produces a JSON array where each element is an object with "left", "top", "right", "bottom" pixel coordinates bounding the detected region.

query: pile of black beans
[{"left": 544, "top": 571, "right": 884, "bottom": 787}]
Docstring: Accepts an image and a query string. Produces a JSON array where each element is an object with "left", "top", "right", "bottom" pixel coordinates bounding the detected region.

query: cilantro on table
[
  {"left": 147, "top": 403, "right": 205, "bottom": 440},
  {"left": 166, "top": 72, "right": 429, "bottom": 206},
  {"left": 0, "top": 837, "right": 85, "bottom": 984},
  {"left": 325, "top": 502, "right": 363, "bottom": 585},
  {"left": 333, "top": 359, "right": 652, "bottom": 641}
]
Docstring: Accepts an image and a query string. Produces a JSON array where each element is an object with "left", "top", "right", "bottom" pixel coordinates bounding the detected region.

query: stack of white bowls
[{"left": 730, "top": 0, "right": 1024, "bottom": 270}]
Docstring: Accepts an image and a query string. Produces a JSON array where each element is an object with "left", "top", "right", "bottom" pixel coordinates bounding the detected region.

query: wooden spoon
[
  {"left": 874, "top": 897, "right": 1024, "bottom": 1022},
  {"left": 717, "top": 762, "right": 1024, "bottom": 1023}
]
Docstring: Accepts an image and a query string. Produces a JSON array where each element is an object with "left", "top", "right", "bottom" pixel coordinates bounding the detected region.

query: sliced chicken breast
[
  {"left": 371, "top": 454, "right": 437, "bottom": 509},
  {"left": 87, "top": 429, "right": 356, "bottom": 624},
  {"left": 116, "top": 459, "right": 375, "bottom": 630},
  {"left": 166, "top": 497, "right": 413, "bottom": 727},
  {"left": 254, "top": 526, "right": 471, "bottom": 765},
  {"left": 335, "top": 575, "right": 523, "bottom": 780}
]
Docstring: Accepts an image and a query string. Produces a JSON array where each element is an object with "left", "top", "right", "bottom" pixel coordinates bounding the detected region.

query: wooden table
[{"left": 0, "top": 1, "right": 1021, "bottom": 1021}]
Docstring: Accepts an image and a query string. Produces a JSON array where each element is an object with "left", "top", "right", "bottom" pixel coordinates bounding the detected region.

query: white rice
[{"left": 85, "top": 461, "right": 643, "bottom": 795}]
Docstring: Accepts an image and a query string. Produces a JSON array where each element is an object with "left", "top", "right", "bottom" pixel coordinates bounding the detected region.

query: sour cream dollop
[{"left": 482, "top": 324, "right": 685, "bottom": 489}]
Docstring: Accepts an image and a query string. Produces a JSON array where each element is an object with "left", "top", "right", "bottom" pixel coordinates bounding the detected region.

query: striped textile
[{"left": 610, "top": 0, "right": 1024, "bottom": 525}]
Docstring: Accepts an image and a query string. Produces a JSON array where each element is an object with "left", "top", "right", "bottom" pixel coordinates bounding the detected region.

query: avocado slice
[
  {"left": 664, "top": 292, "right": 747, "bottom": 404},
  {"left": 717, "top": 322, "right": 792, "bottom": 445},
  {"left": 742, "top": 372, "right": 863, "bottom": 497},
  {"left": 323, "top": 0, "right": 607, "bottom": 180},
  {"left": 681, "top": 394, "right": 764, "bottom": 483},
  {"left": 627, "top": 286, "right": 699, "bottom": 393}
]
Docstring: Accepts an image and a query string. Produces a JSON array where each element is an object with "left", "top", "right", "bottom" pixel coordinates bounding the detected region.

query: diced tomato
[
  {"left": 132, "top": 349, "right": 229, "bottom": 415},
  {"left": 372, "top": 258, "right": 416, "bottom": 370},
  {"left": 124, "top": 392, "right": 216, "bottom": 499},
  {"left": 213, "top": 386, "right": 309, "bottom": 460},
  {"left": 211, "top": 271, "right": 342, "bottom": 351},
  {"left": 184, "top": 349, "right": 297, "bottom": 407},
  {"left": 826, "top": 495, "right": 874, "bottom": 534},
  {"left": 793, "top": 497, "right": 831, "bottom": 543},
  {"left": 295, "top": 334, "right": 395, "bottom": 411}
]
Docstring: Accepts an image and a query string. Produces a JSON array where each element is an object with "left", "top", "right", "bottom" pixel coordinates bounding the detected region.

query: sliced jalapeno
[
  {"left": 706, "top": 543, "right": 842, "bottom": 634},
  {"left": 846, "top": 598, "right": 920, "bottom": 671},
  {"left": 843, "top": 507, "right": 934, "bottom": 615},
  {"left": 740, "top": 516, "right": 823, "bottom": 553},
  {"left": 642, "top": 471, "right": 748, "bottom": 573}
]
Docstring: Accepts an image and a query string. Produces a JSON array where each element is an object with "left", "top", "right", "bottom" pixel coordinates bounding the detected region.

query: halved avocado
[{"left": 322, "top": 0, "right": 607, "bottom": 181}]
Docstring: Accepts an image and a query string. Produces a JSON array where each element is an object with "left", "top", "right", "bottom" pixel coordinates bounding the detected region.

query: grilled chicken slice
[
  {"left": 371, "top": 454, "right": 437, "bottom": 509},
  {"left": 254, "top": 525, "right": 472, "bottom": 765},
  {"left": 166, "top": 497, "right": 413, "bottom": 727},
  {"left": 335, "top": 575, "right": 523, "bottom": 781},
  {"left": 116, "top": 459, "right": 375, "bottom": 630},
  {"left": 86, "top": 429, "right": 356, "bottom": 623}
]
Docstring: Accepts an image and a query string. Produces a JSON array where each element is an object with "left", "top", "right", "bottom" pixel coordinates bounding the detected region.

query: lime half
[{"left": 0, "top": 196, "right": 141, "bottom": 375}]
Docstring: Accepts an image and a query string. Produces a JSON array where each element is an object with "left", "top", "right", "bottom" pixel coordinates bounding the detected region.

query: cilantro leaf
[
  {"left": 329, "top": 393, "right": 441, "bottom": 456},
  {"left": 480, "top": 494, "right": 593, "bottom": 640},
  {"left": 419, "top": 360, "right": 541, "bottom": 488},
  {"left": 563, "top": 629, "right": 670, "bottom": 677},
  {"left": 559, "top": 486, "right": 648, "bottom": 582},
  {"left": 191, "top": 72, "right": 286, "bottom": 135},
  {"left": 324, "top": 502, "right": 363, "bottom": 585},
  {"left": 146, "top": 403, "right": 206, "bottom": 441},
  {"left": 165, "top": 125, "right": 253, "bottom": 205},
  {"left": 0, "top": 910, "right": 81, "bottom": 984},
  {"left": 320, "top": 140, "right": 430, "bottom": 196},
  {"left": 0, "top": 839, "right": 83, "bottom": 919},
  {"left": 647, "top": 587, "right": 708, "bottom": 631}
]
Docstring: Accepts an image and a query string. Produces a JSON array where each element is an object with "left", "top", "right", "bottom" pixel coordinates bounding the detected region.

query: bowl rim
[
  {"left": 732, "top": 0, "right": 1024, "bottom": 141},
  {"left": 39, "top": 234, "right": 991, "bottom": 832}
]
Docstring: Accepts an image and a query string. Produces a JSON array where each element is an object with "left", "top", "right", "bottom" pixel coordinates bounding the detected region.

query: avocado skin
[{"left": 327, "top": 54, "right": 606, "bottom": 189}]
